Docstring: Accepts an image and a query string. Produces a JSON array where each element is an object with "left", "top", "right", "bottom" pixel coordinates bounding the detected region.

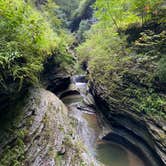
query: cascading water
[
  {"left": 63, "top": 75, "right": 98, "bottom": 157},
  {"left": 60, "top": 75, "right": 146, "bottom": 166}
]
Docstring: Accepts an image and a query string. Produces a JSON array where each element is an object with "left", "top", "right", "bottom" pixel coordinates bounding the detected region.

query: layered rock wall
[{"left": 0, "top": 88, "right": 94, "bottom": 166}]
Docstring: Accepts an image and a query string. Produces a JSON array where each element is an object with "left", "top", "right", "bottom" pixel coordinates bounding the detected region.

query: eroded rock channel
[
  {"left": 0, "top": 75, "right": 164, "bottom": 165},
  {"left": 60, "top": 75, "right": 148, "bottom": 166}
]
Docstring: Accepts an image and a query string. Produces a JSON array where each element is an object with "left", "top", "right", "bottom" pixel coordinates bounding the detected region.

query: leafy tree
[
  {"left": 0, "top": 0, "right": 72, "bottom": 100},
  {"left": 132, "top": 0, "right": 164, "bottom": 25},
  {"left": 94, "top": 0, "right": 139, "bottom": 30},
  {"left": 94, "top": 0, "right": 165, "bottom": 30}
]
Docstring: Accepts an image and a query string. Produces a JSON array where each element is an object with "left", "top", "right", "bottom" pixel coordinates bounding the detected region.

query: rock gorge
[{"left": 0, "top": 0, "right": 165, "bottom": 165}]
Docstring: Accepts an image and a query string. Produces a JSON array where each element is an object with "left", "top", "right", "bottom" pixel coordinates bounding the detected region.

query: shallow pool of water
[
  {"left": 82, "top": 111, "right": 145, "bottom": 166},
  {"left": 96, "top": 140, "right": 145, "bottom": 166},
  {"left": 61, "top": 95, "right": 82, "bottom": 105}
]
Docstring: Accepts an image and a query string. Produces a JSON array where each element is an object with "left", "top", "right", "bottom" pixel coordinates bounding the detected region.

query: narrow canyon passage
[
  {"left": 60, "top": 76, "right": 146, "bottom": 166},
  {"left": 0, "top": 0, "right": 165, "bottom": 165}
]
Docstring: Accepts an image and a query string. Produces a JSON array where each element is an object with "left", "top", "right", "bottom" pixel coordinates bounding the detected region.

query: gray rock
[{"left": 0, "top": 88, "right": 96, "bottom": 166}]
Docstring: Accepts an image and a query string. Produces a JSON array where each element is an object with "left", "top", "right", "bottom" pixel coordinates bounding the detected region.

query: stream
[{"left": 60, "top": 76, "right": 146, "bottom": 166}]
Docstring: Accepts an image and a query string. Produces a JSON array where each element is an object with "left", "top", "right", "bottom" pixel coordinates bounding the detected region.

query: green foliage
[
  {"left": 124, "top": 86, "right": 166, "bottom": 119},
  {"left": 134, "top": 30, "right": 166, "bottom": 83},
  {"left": 94, "top": 0, "right": 139, "bottom": 30},
  {"left": 0, "top": 0, "right": 74, "bottom": 99},
  {"left": 139, "top": 93, "right": 165, "bottom": 118},
  {"left": 132, "top": 0, "right": 165, "bottom": 24},
  {"left": 40, "top": 0, "right": 61, "bottom": 30},
  {"left": 0, "top": 0, "right": 58, "bottom": 96},
  {"left": 54, "top": 0, "right": 81, "bottom": 27},
  {"left": 54, "top": 0, "right": 95, "bottom": 31},
  {"left": 77, "top": 25, "right": 129, "bottom": 74},
  {"left": 158, "top": 56, "right": 166, "bottom": 83},
  {"left": 94, "top": 0, "right": 165, "bottom": 29},
  {"left": 76, "top": 20, "right": 91, "bottom": 42},
  {"left": 43, "top": 30, "right": 75, "bottom": 74},
  {"left": 0, "top": 136, "right": 25, "bottom": 166},
  {"left": 55, "top": 0, "right": 80, "bottom": 18},
  {"left": 77, "top": 0, "right": 166, "bottom": 119},
  {"left": 134, "top": 30, "right": 166, "bottom": 55}
]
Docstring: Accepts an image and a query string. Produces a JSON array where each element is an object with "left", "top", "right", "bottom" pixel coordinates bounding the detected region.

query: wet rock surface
[{"left": 0, "top": 88, "right": 95, "bottom": 166}]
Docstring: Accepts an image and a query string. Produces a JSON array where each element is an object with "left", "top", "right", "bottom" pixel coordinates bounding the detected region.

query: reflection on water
[
  {"left": 84, "top": 110, "right": 146, "bottom": 166},
  {"left": 83, "top": 112, "right": 145, "bottom": 166},
  {"left": 96, "top": 140, "right": 145, "bottom": 166},
  {"left": 97, "top": 141, "right": 129, "bottom": 166},
  {"left": 61, "top": 95, "right": 82, "bottom": 105}
]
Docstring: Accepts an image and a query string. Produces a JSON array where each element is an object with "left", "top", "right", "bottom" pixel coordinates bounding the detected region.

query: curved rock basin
[
  {"left": 61, "top": 76, "right": 146, "bottom": 166},
  {"left": 96, "top": 140, "right": 145, "bottom": 166},
  {"left": 83, "top": 113, "right": 145, "bottom": 166}
]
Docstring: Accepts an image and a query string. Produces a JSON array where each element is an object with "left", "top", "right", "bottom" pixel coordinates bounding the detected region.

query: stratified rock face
[
  {"left": 91, "top": 85, "right": 166, "bottom": 166},
  {"left": 0, "top": 88, "right": 94, "bottom": 166}
]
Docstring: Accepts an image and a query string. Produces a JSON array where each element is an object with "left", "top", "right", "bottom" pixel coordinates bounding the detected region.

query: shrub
[{"left": 0, "top": 0, "right": 58, "bottom": 97}]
